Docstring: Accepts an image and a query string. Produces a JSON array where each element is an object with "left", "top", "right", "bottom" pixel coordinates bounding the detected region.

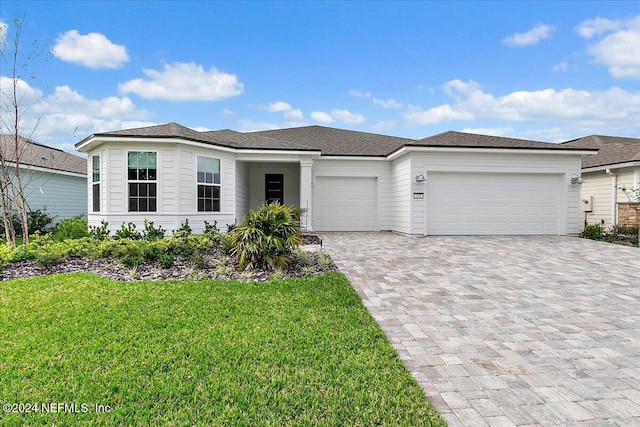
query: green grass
[{"left": 0, "top": 272, "right": 445, "bottom": 426}]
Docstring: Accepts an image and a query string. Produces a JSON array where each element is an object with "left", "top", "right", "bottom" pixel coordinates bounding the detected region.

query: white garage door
[
  {"left": 313, "top": 176, "right": 378, "bottom": 231},
  {"left": 426, "top": 172, "right": 562, "bottom": 235}
]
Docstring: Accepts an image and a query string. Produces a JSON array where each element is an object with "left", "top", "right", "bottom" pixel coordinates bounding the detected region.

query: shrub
[
  {"left": 98, "top": 239, "right": 144, "bottom": 268},
  {"left": 219, "top": 233, "right": 235, "bottom": 256},
  {"left": 114, "top": 222, "right": 142, "bottom": 240},
  {"left": 56, "top": 216, "right": 89, "bottom": 240},
  {"left": 166, "top": 233, "right": 214, "bottom": 258},
  {"left": 28, "top": 208, "right": 56, "bottom": 234},
  {"left": 0, "top": 244, "right": 15, "bottom": 268},
  {"left": 9, "top": 248, "right": 36, "bottom": 263},
  {"left": 89, "top": 220, "right": 110, "bottom": 240},
  {"left": 173, "top": 219, "right": 192, "bottom": 238},
  {"left": 582, "top": 223, "right": 604, "bottom": 240},
  {"left": 143, "top": 240, "right": 169, "bottom": 262},
  {"left": 143, "top": 219, "right": 166, "bottom": 241},
  {"left": 229, "top": 202, "right": 301, "bottom": 270}
]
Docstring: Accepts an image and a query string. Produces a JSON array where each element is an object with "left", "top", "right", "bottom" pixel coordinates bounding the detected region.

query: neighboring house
[
  {"left": 75, "top": 123, "right": 595, "bottom": 236},
  {"left": 563, "top": 135, "right": 640, "bottom": 229},
  {"left": 0, "top": 135, "right": 88, "bottom": 223}
]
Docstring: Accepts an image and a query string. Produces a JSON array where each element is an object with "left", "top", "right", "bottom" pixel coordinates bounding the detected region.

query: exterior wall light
[
  {"left": 570, "top": 177, "right": 584, "bottom": 185},
  {"left": 415, "top": 174, "right": 426, "bottom": 183}
]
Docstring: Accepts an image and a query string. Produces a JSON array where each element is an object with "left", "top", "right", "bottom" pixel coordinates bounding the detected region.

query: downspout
[{"left": 605, "top": 168, "right": 617, "bottom": 226}]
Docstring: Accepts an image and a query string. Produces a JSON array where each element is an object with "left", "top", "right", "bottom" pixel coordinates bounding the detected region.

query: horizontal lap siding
[
  {"left": 312, "top": 159, "right": 392, "bottom": 230},
  {"left": 90, "top": 142, "right": 236, "bottom": 232},
  {"left": 390, "top": 157, "right": 411, "bottom": 234},
  {"left": 581, "top": 168, "right": 638, "bottom": 228},
  {"left": 21, "top": 170, "right": 87, "bottom": 222}
]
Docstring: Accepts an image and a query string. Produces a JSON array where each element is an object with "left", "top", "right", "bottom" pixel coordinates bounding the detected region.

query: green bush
[
  {"left": 0, "top": 244, "right": 15, "bottom": 268},
  {"left": 114, "top": 222, "right": 142, "bottom": 240},
  {"left": 28, "top": 208, "right": 56, "bottom": 234},
  {"left": 143, "top": 219, "right": 166, "bottom": 241},
  {"left": 99, "top": 239, "right": 144, "bottom": 268},
  {"left": 173, "top": 219, "right": 193, "bottom": 238},
  {"left": 33, "top": 237, "right": 100, "bottom": 268},
  {"left": 582, "top": 223, "right": 604, "bottom": 240},
  {"left": 56, "top": 216, "right": 89, "bottom": 240},
  {"left": 229, "top": 202, "right": 301, "bottom": 270},
  {"left": 143, "top": 240, "right": 169, "bottom": 262},
  {"left": 89, "top": 220, "right": 110, "bottom": 240}
]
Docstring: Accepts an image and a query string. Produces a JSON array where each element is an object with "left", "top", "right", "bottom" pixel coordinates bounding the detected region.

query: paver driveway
[{"left": 320, "top": 233, "right": 640, "bottom": 427}]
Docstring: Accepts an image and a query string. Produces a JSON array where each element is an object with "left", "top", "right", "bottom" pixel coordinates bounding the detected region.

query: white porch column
[{"left": 299, "top": 160, "right": 313, "bottom": 232}]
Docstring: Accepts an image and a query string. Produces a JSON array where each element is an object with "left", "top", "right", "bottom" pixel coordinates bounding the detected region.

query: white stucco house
[
  {"left": 563, "top": 135, "right": 640, "bottom": 229},
  {"left": 75, "top": 123, "right": 595, "bottom": 236}
]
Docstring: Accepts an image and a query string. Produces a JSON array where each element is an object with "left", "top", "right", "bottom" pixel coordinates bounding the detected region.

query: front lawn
[{"left": 0, "top": 272, "right": 445, "bottom": 426}]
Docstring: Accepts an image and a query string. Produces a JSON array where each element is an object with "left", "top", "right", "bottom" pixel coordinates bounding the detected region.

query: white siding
[
  {"left": 235, "top": 161, "right": 250, "bottom": 222},
  {"left": 88, "top": 142, "right": 236, "bottom": 232},
  {"left": 312, "top": 159, "right": 391, "bottom": 230},
  {"left": 408, "top": 151, "right": 583, "bottom": 235},
  {"left": 390, "top": 156, "right": 412, "bottom": 234}
]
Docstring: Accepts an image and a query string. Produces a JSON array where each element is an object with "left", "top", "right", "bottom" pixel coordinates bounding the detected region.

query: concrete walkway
[{"left": 320, "top": 233, "right": 640, "bottom": 427}]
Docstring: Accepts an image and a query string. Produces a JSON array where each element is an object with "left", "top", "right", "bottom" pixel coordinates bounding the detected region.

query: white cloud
[
  {"left": 577, "top": 17, "right": 624, "bottom": 38},
  {"left": 502, "top": 24, "right": 555, "bottom": 47},
  {"left": 261, "top": 100, "right": 305, "bottom": 122},
  {"left": 349, "top": 89, "right": 403, "bottom": 109},
  {"left": 266, "top": 101, "right": 292, "bottom": 112},
  {"left": 310, "top": 111, "right": 333, "bottom": 124},
  {"left": 404, "top": 79, "right": 640, "bottom": 134},
  {"left": 404, "top": 105, "right": 474, "bottom": 125},
  {"left": 553, "top": 62, "right": 569, "bottom": 72},
  {"left": 331, "top": 109, "right": 365, "bottom": 124},
  {"left": 119, "top": 62, "right": 244, "bottom": 101},
  {"left": 577, "top": 16, "right": 640, "bottom": 79},
  {"left": 52, "top": 30, "right": 129, "bottom": 69},
  {"left": 121, "top": 121, "right": 160, "bottom": 130},
  {"left": 0, "top": 76, "right": 152, "bottom": 150}
]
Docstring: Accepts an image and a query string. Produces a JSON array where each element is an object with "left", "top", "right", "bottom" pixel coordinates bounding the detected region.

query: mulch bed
[{"left": 1, "top": 240, "right": 337, "bottom": 282}]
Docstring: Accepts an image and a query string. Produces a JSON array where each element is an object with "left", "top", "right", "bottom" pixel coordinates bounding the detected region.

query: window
[
  {"left": 92, "top": 155, "right": 100, "bottom": 212},
  {"left": 128, "top": 151, "right": 157, "bottom": 212},
  {"left": 197, "top": 156, "right": 220, "bottom": 212}
]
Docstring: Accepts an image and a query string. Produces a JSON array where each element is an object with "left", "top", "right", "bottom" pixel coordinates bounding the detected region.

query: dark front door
[{"left": 265, "top": 173, "right": 284, "bottom": 204}]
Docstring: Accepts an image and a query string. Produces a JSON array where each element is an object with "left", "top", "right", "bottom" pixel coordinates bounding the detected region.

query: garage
[
  {"left": 426, "top": 172, "right": 562, "bottom": 235},
  {"left": 313, "top": 176, "right": 378, "bottom": 231}
]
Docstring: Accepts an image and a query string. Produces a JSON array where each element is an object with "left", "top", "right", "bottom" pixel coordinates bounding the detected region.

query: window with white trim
[
  {"left": 128, "top": 151, "right": 157, "bottom": 212},
  {"left": 197, "top": 155, "right": 221, "bottom": 212},
  {"left": 92, "top": 155, "right": 100, "bottom": 212}
]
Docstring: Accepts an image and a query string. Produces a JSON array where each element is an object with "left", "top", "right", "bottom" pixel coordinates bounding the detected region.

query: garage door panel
[
  {"left": 427, "top": 172, "right": 561, "bottom": 235},
  {"left": 313, "top": 177, "right": 378, "bottom": 231}
]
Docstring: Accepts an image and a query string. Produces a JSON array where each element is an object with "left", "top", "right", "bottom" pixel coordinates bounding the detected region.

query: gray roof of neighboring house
[
  {"left": 77, "top": 123, "right": 597, "bottom": 157},
  {"left": 413, "top": 131, "right": 593, "bottom": 151},
  {"left": 0, "top": 135, "right": 87, "bottom": 175},
  {"left": 561, "top": 135, "right": 640, "bottom": 169}
]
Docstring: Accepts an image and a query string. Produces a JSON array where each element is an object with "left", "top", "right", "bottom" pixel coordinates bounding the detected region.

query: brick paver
[{"left": 320, "top": 233, "right": 640, "bottom": 426}]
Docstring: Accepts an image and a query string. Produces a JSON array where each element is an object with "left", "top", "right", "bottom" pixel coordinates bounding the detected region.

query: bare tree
[{"left": 0, "top": 16, "right": 46, "bottom": 248}]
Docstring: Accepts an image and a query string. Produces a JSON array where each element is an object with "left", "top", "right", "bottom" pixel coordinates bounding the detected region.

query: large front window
[
  {"left": 128, "top": 151, "right": 157, "bottom": 212},
  {"left": 197, "top": 156, "right": 220, "bottom": 212}
]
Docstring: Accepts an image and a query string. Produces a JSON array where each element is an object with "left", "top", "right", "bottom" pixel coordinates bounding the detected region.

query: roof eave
[
  {"left": 387, "top": 145, "right": 597, "bottom": 160},
  {"left": 582, "top": 161, "right": 640, "bottom": 173}
]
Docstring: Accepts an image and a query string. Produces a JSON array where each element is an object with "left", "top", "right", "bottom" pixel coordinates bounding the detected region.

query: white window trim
[
  {"left": 196, "top": 154, "right": 222, "bottom": 212},
  {"left": 126, "top": 150, "right": 158, "bottom": 213},
  {"left": 92, "top": 154, "right": 101, "bottom": 212}
]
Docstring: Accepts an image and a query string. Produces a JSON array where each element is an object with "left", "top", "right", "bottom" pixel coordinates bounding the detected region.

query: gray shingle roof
[
  {"left": 562, "top": 135, "right": 640, "bottom": 168},
  {"left": 77, "top": 123, "right": 597, "bottom": 157},
  {"left": 1, "top": 135, "right": 86, "bottom": 175},
  {"left": 249, "top": 126, "right": 414, "bottom": 156},
  {"left": 413, "top": 131, "right": 592, "bottom": 151}
]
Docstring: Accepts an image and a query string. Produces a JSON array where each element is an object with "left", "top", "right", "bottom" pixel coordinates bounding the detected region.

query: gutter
[{"left": 605, "top": 168, "right": 617, "bottom": 226}]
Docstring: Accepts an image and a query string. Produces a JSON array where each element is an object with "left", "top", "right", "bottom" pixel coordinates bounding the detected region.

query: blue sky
[{"left": 1, "top": 1, "right": 639, "bottom": 153}]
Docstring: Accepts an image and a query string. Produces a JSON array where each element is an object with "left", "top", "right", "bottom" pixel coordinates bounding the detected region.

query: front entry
[{"left": 265, "top": 173, "right": 284, "bottom": 204}]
